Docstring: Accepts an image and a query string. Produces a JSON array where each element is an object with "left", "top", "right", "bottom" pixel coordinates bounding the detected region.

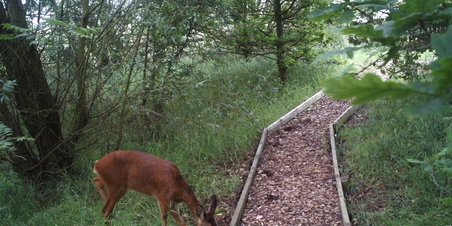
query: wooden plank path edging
[
  {"left": 229, "top": 90, "right": 358, "bottom": 226},
  {"left": 230, "top": 90, "right": 324, "bottom": 226},
  {"left": 329, "top": 105, "right": 360, "bottom": 226},
  {"left": 230, "top": 128, "right": 268, "bottom": 226},
  {"left": 266, "top": 91, "right": 325, "bottom": 134}
]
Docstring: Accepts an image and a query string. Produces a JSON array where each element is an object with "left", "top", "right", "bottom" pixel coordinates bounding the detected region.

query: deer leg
[
  {"left": 170, "top": 202, "right": 187, "bottom": 226},
  {"left": 102, "top": 187, "right": 126, "bottom": 219},
  {"left": 94, "top": 178, "right": 108, "bottom": 202},
  {"left": 157, "top": 199, "right": 171, "bottom": 226}
]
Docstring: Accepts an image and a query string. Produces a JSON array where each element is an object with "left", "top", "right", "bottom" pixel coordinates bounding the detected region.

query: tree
[
  {"left": 0, "top": 0, "right": 135, "bottom": 181},
  {"left": 223, "top": 0, "right": 329, "bottom": 83},
  {"left": 312, "top": 0, "right": 451, "bottom": 113},
  {"left": 311, "top": 0, "right": 452, "bottom": 175},
  {"left": 135, "top": 0, "right": 220, "bottom": 139},
  {"left": 0, "top": 0, "right": 73, "bottom": 181},
  {"left": 0, "top": 0, "right": 222, "bottom": 182}
]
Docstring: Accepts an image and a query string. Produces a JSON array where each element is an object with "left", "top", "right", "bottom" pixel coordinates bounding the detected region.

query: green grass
[
  {"left": 0, "top": 56, "right": 339, "bottom": 225},
  {"left": 338, "top": 100, "right": 451, "bottom": 226}
]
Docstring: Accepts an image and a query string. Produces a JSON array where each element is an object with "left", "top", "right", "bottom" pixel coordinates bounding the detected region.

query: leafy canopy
[{"left": 310, "top": 0, "right": 452, "bottom": 115}]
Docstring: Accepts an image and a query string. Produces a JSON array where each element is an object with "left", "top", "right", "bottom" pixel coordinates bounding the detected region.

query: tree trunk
[
  {"left": 0, "top": 0, "right": 73, "bottom": 181},
  {"left": 71, "top": 0, "right": 90, "bottom": 146},
  {"left": 273, "top": 0, "right": 288, "bottom": 83},
  {"left": 115, "top": 29, "right": 144, "bottom": 149},
  {"left": 141, "top": 26, "right": 151, "bottom": 142}
]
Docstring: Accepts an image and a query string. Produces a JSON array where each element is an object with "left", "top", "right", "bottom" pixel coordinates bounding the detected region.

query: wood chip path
[{"left": 239, "top": 96, "right": 350, "bottom": 225}]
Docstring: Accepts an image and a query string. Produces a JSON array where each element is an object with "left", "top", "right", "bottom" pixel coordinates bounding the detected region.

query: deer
[{"left": 93, "top": 150, "right": 217, "bottom": 226}]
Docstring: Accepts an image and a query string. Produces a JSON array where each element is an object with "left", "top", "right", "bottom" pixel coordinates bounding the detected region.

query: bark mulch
[{"left": 240, "top": 96, "right": 350, "bottom": 226}]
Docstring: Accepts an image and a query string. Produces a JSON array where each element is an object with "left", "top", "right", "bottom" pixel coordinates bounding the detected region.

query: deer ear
[{"left": 207, "top": 195, "right": 218, "bottom": 216}]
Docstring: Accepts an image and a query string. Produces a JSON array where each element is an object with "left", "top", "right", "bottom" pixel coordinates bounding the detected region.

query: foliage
[
  {"left": 225, "top": 0, "right": 330, "bottom": 56},
  {"left": 0, "top": 23, "right": 30, "bottom": 40},
  {"left": 339, "top": 101, "right": 451, "bottom": 225},
  {"left": 312, "top": 1, "right": 452, "bottom": 224},
  {"left": 217, "top": 0, "right": 331, "bottom": 82},
  {"left": 311, "top": 0, "right": 451, "bottom": 76},
  {"left": 0, "top": 0, "right": 224, "bottom": 180},
  {"left": 324, "top": 27, "right": 451, "bottom": 114},
  {"left": 0, "top": 79, "right": 15, "bottom": 155},
  {"left": 0, "top": 0, "right": 340, "bottom": 223},
  {"left": 313, "top": 0, "right": 451, "bottom": 169},
  {"left": 0, "top": 56, "right": 332, "bottom": 225},
  {"left": 0, "top": 79, "right": 16, "bottom": 104},
  {"left": 0, "top": 123, "right": 14, "bottom": 154},
  {"left": 0, "top": 79, "right": 32, "bottom": 158},
  {"left": 0, "top": 171, "right": 39, "bottom": 224}
]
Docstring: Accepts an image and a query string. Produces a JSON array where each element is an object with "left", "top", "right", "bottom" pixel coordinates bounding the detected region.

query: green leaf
[
  {"left": 73, "top": 27, "right": 93, "bottom": 38},
  {"left": 378, "top": 0, "right": 444, "bottom": 37},
  {"left": 356, "top": 4, "right": 386, "bottom": 10},
  {"left": 324, "top": 74, "right": 414, "bottom": 105},
  {"left": 397, "top": 0, "right": 441, "bottom": 15},
  {"left": 431, "top": 57, "right": 452, "bottom": 92},
  {"left": 44, "top": 18, "right": 69, "bottom": 29},
  {"left": 434, "top": 148, "right": 451, "bottom": 159},
  {"left": 2, "top": 80, "right": 16, "bottom": 93},
  {"left": 407, "top": 159, "right": 425, "bottom": 164},
  {"left": 345, "top": 48, "right": 354, "bottom": 59},
  {"left": 0, "top": 80, "right": 16, "bottom": 104},
  {"left": 337, "top": 9, "right": 356, "bottom": 24},
  {"left": 411, "top": 81, "right": 437, "bottom": 95},
  {"left": 342, "top": 24, "right": 381, "bottom": 38},
  {"left": 379, "top": 13, "right": 422, "bottom": 37},
  {"left": 431, "top": 26, "right": 452, "bottom": 58},
  {"left": 2, "top": 23, "right": 28, "bottom": 33},
  {"left": 308, "top": 4, "right": 342, "bottom": 20},
  {"left": 0, "top": 34, "right": 16, "bottom": 40},
  {"left": 316, "top": 47, "right": 363, "bottom": 60},
  {"left": 439, "top": 7, "right": 452, "bottom": 16},
  {"left": 407, "top": 97, "right": 448, "bottom": 115},
  {"left": 342, "top": 24, "right": 396, "bottom": 44}
]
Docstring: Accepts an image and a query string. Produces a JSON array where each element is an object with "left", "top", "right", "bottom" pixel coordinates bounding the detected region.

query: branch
[
  {"left": 282, "top": 0, "right": 297, "bottom": 15},
  {"left": 283, "top": 3, "right": 308, "bottom": 20}
]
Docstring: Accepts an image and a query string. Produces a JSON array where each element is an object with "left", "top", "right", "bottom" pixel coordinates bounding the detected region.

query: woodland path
[{"left": 236, "top": 96, "right": 350, "bottom": 225}]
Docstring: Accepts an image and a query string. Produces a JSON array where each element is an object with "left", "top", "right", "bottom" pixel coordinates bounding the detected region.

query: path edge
[
  {"left": 267, "top": 91, "right": 325, "bottom": 134},
  {"left": 329, "top": 105, "right": 360, "bottom": 226},
  {"left": 230, "top": 90, "right": 324, "bottom": 226}
]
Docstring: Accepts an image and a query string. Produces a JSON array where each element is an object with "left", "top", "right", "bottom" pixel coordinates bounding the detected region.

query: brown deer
[{"left": 93, "top": 150, "right": 217, "bottom": 226}]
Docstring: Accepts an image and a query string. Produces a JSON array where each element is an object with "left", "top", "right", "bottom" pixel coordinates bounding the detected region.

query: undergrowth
[
  {"left": 339, "top": 99, "right": 451, "bottom": 226},
  {"left": 0, "top": 56, "right": 337, "bottom": 225}
]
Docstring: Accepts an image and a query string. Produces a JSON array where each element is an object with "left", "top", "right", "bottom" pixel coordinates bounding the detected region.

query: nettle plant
[{"left": 311, "top": 0, "right": 451, "bottom": 188}]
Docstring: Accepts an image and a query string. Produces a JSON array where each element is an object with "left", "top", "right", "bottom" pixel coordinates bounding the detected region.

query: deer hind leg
[
  {"left": 93, "top": 178, "right": 108, "bottom": 202},
  {"left": 157, "top": 200, "right": 169, "bottom": 226},
  {"left": 102, "top": 187, "right": 127, "bottom": 219}
]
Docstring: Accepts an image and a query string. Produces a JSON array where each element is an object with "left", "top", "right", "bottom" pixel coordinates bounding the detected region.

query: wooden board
[
  {"left": 230, "top": 129, "right": 268, "bottom": 226},
  {"left": 230, "top": 91, "right": 325, "bottom": 226},
  {"left": 266, "top": 91, "right": 325, "bottom": 134},
  {"left": 329, "top": 105, "right": 360, "bottom": 226}
]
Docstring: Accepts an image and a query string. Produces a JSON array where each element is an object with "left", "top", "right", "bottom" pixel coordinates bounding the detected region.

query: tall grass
[
  {"left": 0, "top": 56, "right": 338, "bottom": 225},
  {"left": 339, "top": 100, "right": 451, "bottom": 225}
]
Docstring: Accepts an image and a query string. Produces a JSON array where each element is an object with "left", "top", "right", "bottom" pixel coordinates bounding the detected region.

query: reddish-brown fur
[{"left": 93, "top": 150, "right": 217, "bottom": 226}]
